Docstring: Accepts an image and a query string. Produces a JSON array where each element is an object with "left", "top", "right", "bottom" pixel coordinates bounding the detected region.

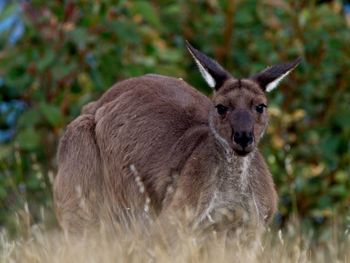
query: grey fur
[{"left": 54, "top": 45, "right": 299, "bottom": 234}]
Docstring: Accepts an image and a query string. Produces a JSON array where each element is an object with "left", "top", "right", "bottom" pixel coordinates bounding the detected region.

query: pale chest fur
[{"left": 199, "top": 154, "right": 266, "bottom": 227}]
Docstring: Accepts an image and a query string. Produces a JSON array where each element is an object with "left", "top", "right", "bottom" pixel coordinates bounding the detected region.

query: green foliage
[{"left": 0, "top": 0, "right": 349, "bottom": 234}]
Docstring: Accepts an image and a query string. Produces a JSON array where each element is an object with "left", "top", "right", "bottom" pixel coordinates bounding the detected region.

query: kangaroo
[{"left": 54, "top": 41, "right": 300, "bottom": 234}]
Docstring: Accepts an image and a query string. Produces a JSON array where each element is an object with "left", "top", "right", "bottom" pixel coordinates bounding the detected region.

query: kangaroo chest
[{"left": 201, "top": 156, "right": 261, "bottom": 226}]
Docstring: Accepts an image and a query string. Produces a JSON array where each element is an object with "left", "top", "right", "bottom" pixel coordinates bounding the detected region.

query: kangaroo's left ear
[
  {"left": 250, "top": 57, "right": 301, "bottom": 92},
  {"left": 186, "top": 40, "right": 231, "bottom": 91}
]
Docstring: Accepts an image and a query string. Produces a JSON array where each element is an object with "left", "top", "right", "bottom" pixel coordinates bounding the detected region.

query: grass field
[{"left": 1, "top": 212, "right": 349, "bottom": 263}]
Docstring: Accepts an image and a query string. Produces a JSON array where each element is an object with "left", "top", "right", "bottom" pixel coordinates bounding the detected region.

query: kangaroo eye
[
  {"left": 256, "top": 104, "right": 267, "bottom": 114},
  {"left": 216, "top": 104, "right": 228, "bottom": 116}
]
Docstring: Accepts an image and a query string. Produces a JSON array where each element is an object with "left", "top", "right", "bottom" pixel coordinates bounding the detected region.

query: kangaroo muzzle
[
  {"left": 234, "top": 131, "right": 253, "bottom": 149},
  {"left": 231, "top": 110, "right": 255, "bottom": 155}
]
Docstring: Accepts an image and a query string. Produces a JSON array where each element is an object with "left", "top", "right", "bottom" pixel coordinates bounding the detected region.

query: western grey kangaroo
[{"left": 54, "top": 41, "right": 300, "bottom": 234}]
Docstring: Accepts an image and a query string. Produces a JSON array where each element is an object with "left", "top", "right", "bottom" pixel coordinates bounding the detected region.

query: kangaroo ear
[
  {"left": 251, "top": 57, "right": 301, "bottom": 92},
  {"left": 186, "top": 41, "right": 230, "bottom": 91}
]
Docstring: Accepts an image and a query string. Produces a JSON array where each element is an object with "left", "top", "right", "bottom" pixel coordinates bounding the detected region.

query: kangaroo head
[{"left": 186, "top": 41, "right": 300, "bottom": 156}]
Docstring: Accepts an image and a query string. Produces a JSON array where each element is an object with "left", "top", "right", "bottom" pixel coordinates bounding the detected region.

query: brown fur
[{"left": 54, "top": 44, "right": 300, "bottom": 234}]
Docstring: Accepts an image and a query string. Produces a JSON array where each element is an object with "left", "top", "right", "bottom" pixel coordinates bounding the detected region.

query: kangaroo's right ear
[{"left": 186, "top": 41, "right": 230, "bottom": 91}]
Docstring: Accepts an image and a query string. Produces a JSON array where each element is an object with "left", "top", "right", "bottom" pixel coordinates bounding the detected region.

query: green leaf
[
  {"left": 17, "top": 109, "right": 41, "bottom": 128},
  {"left": 132, "top": 1, "right": 162, "bottom": 29},
  {"left": 329, "top": 185, "right": 347, "bottom": 198},
  {"left": 37, "top": 49, "right": 56, "bottom": 72},
  {"left": 0, "top": 186, "right": 6, "bottom": 199},
  {"left": 67, "top": 28, "right": 95, "bottom": 49},
  {"left": 39, "top": 103, "right": 63, "bottom": 127},
  {"left": 17, "top": 128, "right": 41, "bottom": 150},
  {"left": 52, "top": 62, "right": 77, "bottom": 81},
  {"left": 0, "top": 145, "right": 12, "bottom": 160}
]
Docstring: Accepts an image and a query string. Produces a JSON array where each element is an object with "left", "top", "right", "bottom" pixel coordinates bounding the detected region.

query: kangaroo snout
[
  {"left": 233, "top": 130, "right": 253, "bottom": 148},
  {"left": 232, "top": 130, "right": 254, "bottom": 156},
  {"left": 230, "top": 109, "right": 255, "bottom": 154}
]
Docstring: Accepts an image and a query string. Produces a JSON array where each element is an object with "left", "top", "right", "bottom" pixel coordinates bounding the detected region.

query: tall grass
[
  {"left": 1, "top": 210, "right": 349, "bottom": 263},
  {"left": 1, "top": 150, "right": 349, "bottom": 262}
]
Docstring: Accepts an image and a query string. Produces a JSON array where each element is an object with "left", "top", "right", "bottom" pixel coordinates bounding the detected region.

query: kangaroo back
[{"left": 54, "top": 114, "right": 103, "bottom": 233}]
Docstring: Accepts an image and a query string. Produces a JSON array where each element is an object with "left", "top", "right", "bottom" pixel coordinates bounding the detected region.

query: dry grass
[{"left": 1, "top": 214, "right": 350, "bottom": 263}]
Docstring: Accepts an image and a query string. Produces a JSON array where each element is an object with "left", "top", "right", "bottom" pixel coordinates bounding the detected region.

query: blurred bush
[{"left": 0, "top": 0, "right": 349, "bottom": 234}]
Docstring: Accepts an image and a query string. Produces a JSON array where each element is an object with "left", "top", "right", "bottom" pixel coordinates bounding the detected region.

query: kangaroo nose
[{"left": 233, "top": 131, "right": 253, "bottom": 149}]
